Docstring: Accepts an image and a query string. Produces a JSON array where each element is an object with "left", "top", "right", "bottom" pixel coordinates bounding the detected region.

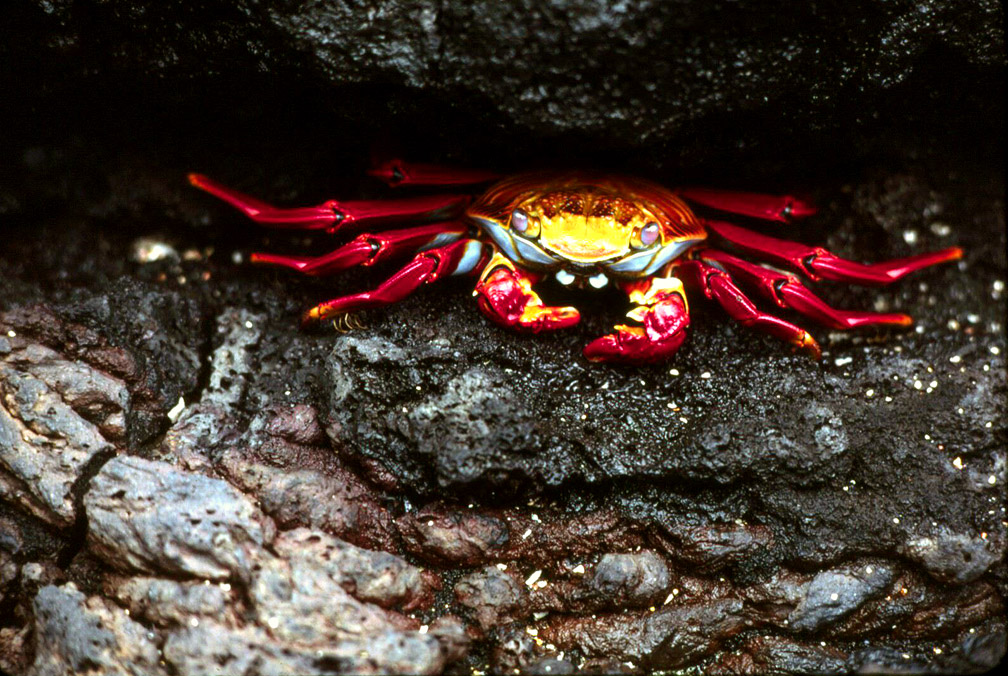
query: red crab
[{"left": 188, "top": 161, "right": 962, "bottom": 364}]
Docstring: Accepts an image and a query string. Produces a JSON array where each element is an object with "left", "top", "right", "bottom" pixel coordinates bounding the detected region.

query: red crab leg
[
  {"left": 706, "top": 220, "right": 963, "bottom": 285},
  {"left": 368, "top": 159, "right": 501, "bottom": 187},
  {"left": 697, "top": 249, "right": 913, "bottom": 329},
  {"left": 678, "top": 188, "right": 817, "bottom": 222},
  {"left": 676, "top": 259, "right": 821, "bottom": 358},
  {"left": 474, "top": 253, "right": 581, "bottom": 332},
  {"left": 301, "top": 239, "right": 490, "bottom": 326},
  {"left": 250, "top": 222, "right": 467, "bottom": 276},
  {"left": 584, "top": 277, "right": 690, "bottom": 364},
  {"left": 188, "top": 173, "right": 469, "bottom": 233}
]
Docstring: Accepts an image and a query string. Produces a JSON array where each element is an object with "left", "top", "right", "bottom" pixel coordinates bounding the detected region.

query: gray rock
[
  {"left": 788, "top": 564, "right": 895, "bottom": 633},
  {"left": 273, "top": 528, "right": 435, "bottom": 610},
  {"left": 55, "top": 282, "right": 205, "bottom": 446},
  {"left": 106, "top": 576, "right": 236, "bottom": 628},
  {"left": 1, "top": 340, "right": 121, "bottom": 526},
  {"left": 245, "top": 550, "right": 446, "bottom": 673},
  {"left": 427, "top": 615, "right": 470, "bottom": 664},
  {"left": 581, "top": 551, "right": 670, "bottom": 607},
  {"left": 900, "top": 528, "right": 1003, "bottom": 584},
  {"left": 454, "top": 565, "right": 528, "bottom": 631},
  {"left": 158, "top": 308, "right": 264, "bottom": 469},
  {"left": 960, "top": 626, "right": 1008, "bottom": 672},
  {"left": 249, "top": 551, "right": 405, "bottom": 644},
  {"left": 28, "top": 584, "right": 165, "bottom": 676},
  {"left": 164, "top": 620, "right": 445, "bottom": 676},
  {"left": 218, "top": 421, "right": 399, "bottom": 552},
  {"left": 85, "top": 455, "right": 275, "bottom": 580},
  {"left": 202, "top": 308, "right": 264, "bottom": 408},
  {"left": 491, "top": 626, "right": 538, "bottom": 674}
]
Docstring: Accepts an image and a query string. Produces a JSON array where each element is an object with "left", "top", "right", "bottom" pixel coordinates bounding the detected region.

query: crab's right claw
[
  {"left": 475, "top": 265, "right": 580, "bottom": 332},
  {"left": 584, "top": 292, "right": 690, "bottom": 364}
]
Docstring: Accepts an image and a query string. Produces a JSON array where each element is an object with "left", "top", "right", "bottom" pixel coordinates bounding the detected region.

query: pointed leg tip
[
  {"left": 300, "top": 308, "right": 323, "bottom": 329},
  {"left": 187, "top": 173, "right": 208, "bottom": 188},
  {"left": 799, "top": 332, "right": 822, "bottom": 360},
  {"left": 946, "top": 246, "right": 965, "bottom": 261}
]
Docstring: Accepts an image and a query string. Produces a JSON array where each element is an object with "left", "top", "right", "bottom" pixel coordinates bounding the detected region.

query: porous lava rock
[{"left": 0, "top": 1, "right": 1004, "bottom": 674}]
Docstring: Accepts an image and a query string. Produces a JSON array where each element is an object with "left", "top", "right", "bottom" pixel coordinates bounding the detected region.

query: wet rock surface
[{"left": 1, "top": 1, "right": 1005, "bottom": 675}]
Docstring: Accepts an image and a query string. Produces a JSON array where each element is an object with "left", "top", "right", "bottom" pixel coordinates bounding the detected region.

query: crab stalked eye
[
  {"left": 511, "top": 208, "right": 529, "bottom": 232},
  {"left": 641, "top": 221, "right": 661, "bottom": 246}
]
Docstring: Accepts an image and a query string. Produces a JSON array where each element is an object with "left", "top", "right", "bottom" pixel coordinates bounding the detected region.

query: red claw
[
  {"left": 584, "top": 293, "right": 690, "bottom": 364},
  {"left": 475, "top": 266, "right": 580, "bottom": 332}
]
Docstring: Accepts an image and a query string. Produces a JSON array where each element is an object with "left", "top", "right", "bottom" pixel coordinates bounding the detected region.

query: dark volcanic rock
[
  {"left": 0, "top": 1, "right": 1004, "bottom": 675},
  {"left": 5, "top": 1, "right": 1003, "bottom": 171},
  {"left": 787, "top": 563, "right": 895, "bottom": 632}
]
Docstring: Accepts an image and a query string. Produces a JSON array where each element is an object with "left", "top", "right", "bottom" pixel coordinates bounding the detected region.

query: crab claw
[
  {"left": 584, "top": 288, "right": 690, "bottom": 364},
  {"left": 475, "top": 264, "right": 580, "bottom": 332}
]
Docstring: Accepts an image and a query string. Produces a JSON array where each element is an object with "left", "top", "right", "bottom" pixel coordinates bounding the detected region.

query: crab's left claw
[
  {"left": 584, "top": 279, "right": 690, "bottom": 364},
  {"left": 475, "top": 256, "right": 581, "bottom": 332}
]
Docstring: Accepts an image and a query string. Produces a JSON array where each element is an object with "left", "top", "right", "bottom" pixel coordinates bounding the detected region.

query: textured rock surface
[
  {"left": 4, "top": 0, "right": 1003, "bottom": 169},
  {"left": 0, "top": 1, "right": 1005, "bottom": 674},
  {"left": 28, "top": 584, "right": 165, "bottom": 676},
  {"left": 84, "top": 455, "right": 275, "bottom": 580},
  {"left": 0, "top": 338, "right": 121, "bottom": 526}
]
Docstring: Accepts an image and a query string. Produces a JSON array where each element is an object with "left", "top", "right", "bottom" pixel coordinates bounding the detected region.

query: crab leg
[
  {"left": 706, "top": 220, "right": 963, "bottom": 286},
  {"left": 188, "top": 173, "right": 469, "bottom": 233},
  {"left": 474, "top": 252, "right": 581, "bottom": 332},
  {"left": 250, "top": 222, "right": 468, "bottom": 276},
  {"left": 368, "top": 159, "right": 501, "bottom": 187},
  {"left": 696, "top": 249, "right": 913, "bottom": 329},
  {"left": 301, "top": 239, "right": 490, "bottom": 326},
  {"left": 676, "top": 259, "right": 821, "bottom": 358},
  {"left": 584, "top": 277, "right": 691, "bottom": 364},
  {"left": 678, "top": 188, "right": 817, "bottom": 222}
]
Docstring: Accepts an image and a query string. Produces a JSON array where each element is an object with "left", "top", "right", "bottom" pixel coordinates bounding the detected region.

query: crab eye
[
  {"left": 639, "top": 221, "right": 661, "bottom": 246},
  {"left": 511, "top": 208, "right": 529, "bottom": 232}
]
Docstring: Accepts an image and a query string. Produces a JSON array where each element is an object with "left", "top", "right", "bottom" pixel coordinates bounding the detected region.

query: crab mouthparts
[{"left": 555, "top": 270, "right": 609, "bottom": 289}]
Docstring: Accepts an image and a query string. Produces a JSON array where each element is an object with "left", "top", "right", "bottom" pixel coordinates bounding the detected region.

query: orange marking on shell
[{"left": 467, "top": 171, "right": 706, "bottom": 242}]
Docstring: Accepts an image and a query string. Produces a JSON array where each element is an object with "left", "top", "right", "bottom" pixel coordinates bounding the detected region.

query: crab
[{"left": 188, "top": 161, "right": 962, "bottom": 364}]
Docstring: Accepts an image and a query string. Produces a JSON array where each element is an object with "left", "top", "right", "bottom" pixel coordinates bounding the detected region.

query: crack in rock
[{"left": 1, "top": 337, "right": 125, "bottom": 527}]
